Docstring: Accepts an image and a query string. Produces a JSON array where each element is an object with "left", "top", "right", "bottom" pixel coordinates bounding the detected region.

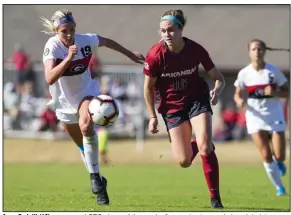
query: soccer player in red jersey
[{"left": 143, "top": 9, "right": 225, "bottom": 209}]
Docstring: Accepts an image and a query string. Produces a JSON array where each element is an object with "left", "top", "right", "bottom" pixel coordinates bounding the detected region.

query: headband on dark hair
[
  {"left": 53, "top": 14, "right": 75, "bottom": 28},
  {"left": 160, "top": 15, "right": 183, "bottom": 27}
]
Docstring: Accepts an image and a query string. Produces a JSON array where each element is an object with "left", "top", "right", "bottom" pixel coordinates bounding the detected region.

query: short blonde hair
[{"left": 40, "top": 9, "right": 73, "bottom": 35}]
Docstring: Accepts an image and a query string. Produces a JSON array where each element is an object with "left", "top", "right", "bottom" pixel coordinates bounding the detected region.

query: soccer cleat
[
  {"left": 90, "top": 173, "right": 110, "bottom": 205},
  {"left": 276, "top": 187, "right": 286, "bottom": 196},
  {"left": 211, "top": 197, "right": 224, "bottom": 209}
]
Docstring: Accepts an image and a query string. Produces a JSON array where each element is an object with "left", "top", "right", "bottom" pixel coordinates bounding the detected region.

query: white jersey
[
  {"left": 43, "top": 33, "right": 100, "bottom": 114},
  {"left": 235, "top": 63, "right": 287, "bottom": 133}
]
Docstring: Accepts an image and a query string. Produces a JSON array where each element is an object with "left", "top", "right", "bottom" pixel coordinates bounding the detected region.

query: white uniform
[
  {"left": 235, "top": 63, "right": 287, "bottom": 134},
  {"left": 43, "top": 33, "right": 100, "bottom": 124}
]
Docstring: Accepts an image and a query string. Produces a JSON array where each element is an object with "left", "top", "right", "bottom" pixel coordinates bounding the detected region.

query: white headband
[{"left": 53, "top": 14, "right": 75, "bottom": 28}]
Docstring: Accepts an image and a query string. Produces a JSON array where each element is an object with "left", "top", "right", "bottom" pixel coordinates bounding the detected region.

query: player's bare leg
[
  {"left": 79, "top": 98, "right": 109, "bottom": 205},
  {"left": 191, "top": 112, "right": 223, "bottom": 209},
  {"left": 190, "top": 138, "right": 199, "bottom": 163},
  {"left": 168, "top": 121, "right": 193, "bottom": 168},
  {"left": 251, "top": 131, "right": 285, "bottom": 196},
  {"left": 62, "top": 123, "right": 89, "bottom": 171}
]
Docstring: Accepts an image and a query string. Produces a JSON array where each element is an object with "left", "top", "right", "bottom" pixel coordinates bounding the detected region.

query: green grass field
[
  {"left": 3, "top": 138, "right": 290, "bottom": 212},
  {"left": 3, "top": 163, "right": 290, "bottom": 212}
]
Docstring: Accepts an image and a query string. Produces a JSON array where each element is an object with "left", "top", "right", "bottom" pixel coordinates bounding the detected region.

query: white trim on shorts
[
  {"left": 247, "top": 126, "right": 286, "bottom": 134},
  {"left": 247, "top": 120, "right": 286, "bottom": 134}
]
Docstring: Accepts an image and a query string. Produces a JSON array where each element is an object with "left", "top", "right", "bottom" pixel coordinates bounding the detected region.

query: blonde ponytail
[{"left": 40, "top": 16, "right": 55, "bottom": 35}]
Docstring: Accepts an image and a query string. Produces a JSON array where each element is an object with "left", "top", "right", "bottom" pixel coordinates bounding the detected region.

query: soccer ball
[{"left": 88, "top": 95, "right": 119, "bottom": 126}]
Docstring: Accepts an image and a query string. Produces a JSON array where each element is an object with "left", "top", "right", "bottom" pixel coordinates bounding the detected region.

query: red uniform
[
  {"left": 144, "top": 37, "right": 215, "bottom": 115},
  {"left": 144, "top": 37, "right": 221, "bottom": 203}
]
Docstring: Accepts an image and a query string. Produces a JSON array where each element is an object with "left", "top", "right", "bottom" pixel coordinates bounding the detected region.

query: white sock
[
  {"left": 263, "top": 162, "right": 284, "bottom": 189},
  {"left": 83, "top": 134, "right": 100, "bottom": 174}
]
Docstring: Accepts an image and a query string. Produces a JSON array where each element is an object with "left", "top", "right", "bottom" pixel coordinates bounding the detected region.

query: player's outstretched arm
[{"left": 98, "top": 36, "right": 145, "bottom": 64}]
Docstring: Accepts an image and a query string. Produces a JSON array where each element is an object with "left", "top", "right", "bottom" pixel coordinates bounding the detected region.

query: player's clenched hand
[
  {"left": 264, "top": 85, "right": 275, "bottom": 96},
  {"left": 210, "top": 89, "right": 218, "bottom": 106},
  {"left": 148, "top": 117, "right": 159, "bottom": 134},
  {"left": 129, "top": 52, "right": 145, "bottom": 64},
  {"left": 67, "top": 45, "right": 78, "bottom": 60}
]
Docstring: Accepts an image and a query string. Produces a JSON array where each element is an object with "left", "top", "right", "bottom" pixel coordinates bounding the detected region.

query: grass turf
[{"left": 3, "top": 163, "right": 290, "bottom": 212}]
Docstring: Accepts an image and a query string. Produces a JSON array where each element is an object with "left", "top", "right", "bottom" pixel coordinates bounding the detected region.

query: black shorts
[{"left": 162, "top": 98, "right": 213, "bottom": 131}]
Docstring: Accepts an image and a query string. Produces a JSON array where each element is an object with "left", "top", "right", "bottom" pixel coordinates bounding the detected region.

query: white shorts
[
  {"left": 51, "top": 80, "right": 100, "bottom": 124},
  {"left": 246, "top": 111, "right": 286, "bottom": 134},
  {"left": 49, "top": 79, "right": 100, "bottom": 115},
  {"left": 56, "top": 111, "right": 79, "bottom": 124}
]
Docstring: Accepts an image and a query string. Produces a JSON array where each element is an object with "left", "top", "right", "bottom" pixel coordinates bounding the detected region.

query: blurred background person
[
  {"left": 110, "top": 79, "right": 127, "bottom": 122},
  {"left": 220, "top": 103, "right": 238, "bottom": 141},
  {"left": 38, "top": 106, "right": 59, "bottom": 132},
  {"left": 4, "top": 82, "right": 21, "bottom": 130},
  {"left": 98, "top": 128, "right": 110, "bottom": 165},
  {"left": 12, "top": 44, "right": 30, "bottom": 85},
  {"left": 232, "top": 106, "right": 247, "bottom": 141}
]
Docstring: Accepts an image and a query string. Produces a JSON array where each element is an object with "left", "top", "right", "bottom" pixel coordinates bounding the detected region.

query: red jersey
[
  {"left": 13, "top": 51, "right": 28, "bottom": 71},
  {"left": 143, "top": 38, "right": 215, "bottom": 114}
]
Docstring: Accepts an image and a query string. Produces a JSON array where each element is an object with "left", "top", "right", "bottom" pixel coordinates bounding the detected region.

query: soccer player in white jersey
[
  {"left": 234, "top": 39, "right": 289, "bottom": 196},
  {"left": 41, "top": 9, "right": 145, "bottom": 205}
]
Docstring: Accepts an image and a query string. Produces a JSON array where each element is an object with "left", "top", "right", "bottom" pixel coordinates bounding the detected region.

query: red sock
[
  {"left": 201, "top": 150, "right": 220, "bottom": 198},
  {"left": 191, "top": 139, "right": 199, "bottom": 162}
]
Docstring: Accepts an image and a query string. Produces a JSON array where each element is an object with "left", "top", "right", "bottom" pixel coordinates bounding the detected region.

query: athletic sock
[
  {"left": 83, "top": 133, "right": 100, "bottom": 175},
  {"left": 201, "top": 151, "right": 220, "bottom": 198},
  {"left": 263, "top": 161, "right": 284, "bottom": 189}
]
